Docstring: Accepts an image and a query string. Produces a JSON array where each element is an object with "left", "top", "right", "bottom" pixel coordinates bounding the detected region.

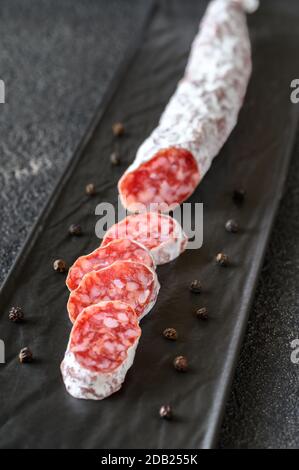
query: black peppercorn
[
  {"left": 173, "top": 355, "right": 188, "bottom": 372},
  {"left": 85, "top": 183, "right": 96, "bottom": 196},
  {"left": 8, "top": 306, "right": 24, "bottom": 323},
  {"left": 190, "top": 280, "right": 202, "bottom": 293},
  {"left": 110, "top": 151, "right": 120, "bottom": 166},
  {"left": 159, "top": 405, "right": 173, "bottom": 420},
  {"left": 233, "top": 188, "right": 246, "bottom": 204},
  {"left": 163, "top": 327, "right": 178, "bottom": 341},
  {"left": 216, "top": 253, "right": 229, "bottom": 267},
  {"left": 19, "top": 347, "right": 33, "bottom": 364},
  {"left": 112, "top": 122, "right": 125, "bottom": 137},
  {"left": 53, "top": 259, "right": 67, "bottom": 273},
  {"left": 69, "top": 223, "right": 82, "bottom": 236},
  {"left": 195, "top": 307, "right": 208, "bottom": 320},
  {"left": 225, "top": 219, "right": 239, "bottom": 233}
]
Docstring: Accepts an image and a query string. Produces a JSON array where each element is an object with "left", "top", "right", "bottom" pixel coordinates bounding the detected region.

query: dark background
[{"left": 0, "top": 0, "right": 298, "bottom": 449}]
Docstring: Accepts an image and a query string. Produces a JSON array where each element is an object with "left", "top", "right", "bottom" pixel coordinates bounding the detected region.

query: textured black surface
[
  {"left": 219, "top": 138, "right": 299, "bottom": 449},
  {"left": 0, "top": 0, "right": 299, "bottom": 449},
  {"left": 0, "top": 0, "right": 151, "bottom": 285}
]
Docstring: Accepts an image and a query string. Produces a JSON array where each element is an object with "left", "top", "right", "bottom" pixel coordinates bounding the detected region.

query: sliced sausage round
[
  {"left": 102, "top": 212, "right": 188, "bottom": 265},
  {"left": 61, "top": 301, "right": 141, "bottom": 400},
  {"left": 66, "top": 238, "right": 155, "bottom": 291},
  {"left": 67, "top": 260, "right": 160, "bottom": 323}
]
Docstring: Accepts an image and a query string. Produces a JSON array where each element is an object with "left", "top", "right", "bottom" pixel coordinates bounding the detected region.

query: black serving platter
[{"left": 0, "top": 0, "right": 299, "bottom": 449}]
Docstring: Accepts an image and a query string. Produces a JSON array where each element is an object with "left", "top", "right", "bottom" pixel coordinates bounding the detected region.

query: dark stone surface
[
  {"left": 219, "top": 138, "right": 299, "bottom": 449},
  {"left": 0, "top": 0, "right": 298, "bottom": 449},
  {"left": 0, "top": 0, "right": 150, "bottom": 283}
]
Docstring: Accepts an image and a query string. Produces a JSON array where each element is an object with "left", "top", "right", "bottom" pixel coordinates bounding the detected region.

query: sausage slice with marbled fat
[
  {"left": 102, "top": 212, "right": 188, "bottom": 265},
  {"left": 61, "top": 301, "right": 141, "bottom": 400},
  {"left": 66, "top": 238, "right": 155, "bottom": 291},
  {"left": 67, "top": 260, "right": 160, "bottom": 323}
]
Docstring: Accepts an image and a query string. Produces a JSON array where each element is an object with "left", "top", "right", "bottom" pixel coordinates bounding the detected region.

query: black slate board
[{"left": 0, "top": 0, "right": 298, "bottom": 449}]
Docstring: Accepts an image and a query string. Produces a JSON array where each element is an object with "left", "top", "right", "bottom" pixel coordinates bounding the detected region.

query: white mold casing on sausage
[{"left": 118, "top": 0, "right": 259, "bottom": 212}]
